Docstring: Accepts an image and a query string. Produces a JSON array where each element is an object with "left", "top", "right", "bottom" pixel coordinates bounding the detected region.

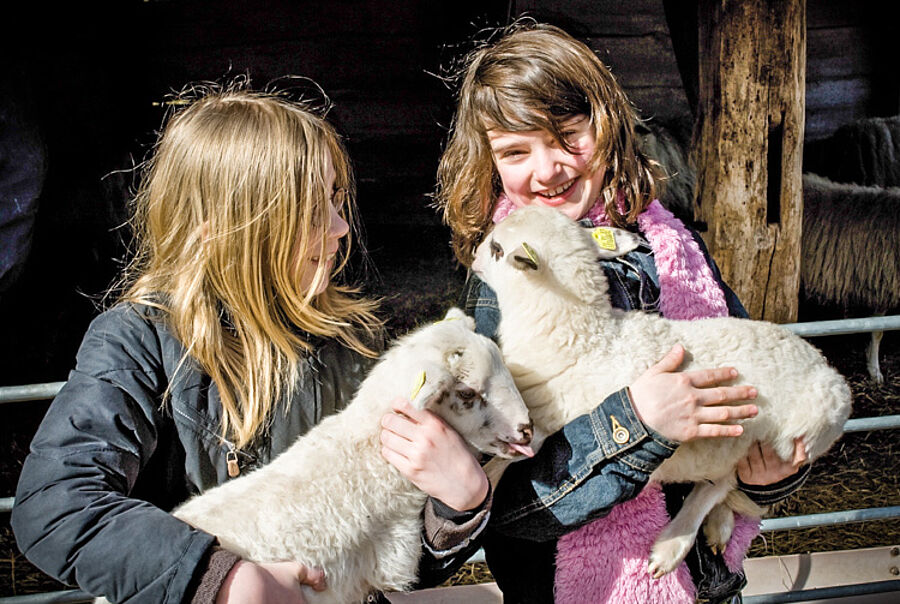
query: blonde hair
[
  {"left": 118, "top": 83, "right": 381, "bottom": 448},
  {"left": 436, "top": 22, "right": 662, "bottom": 265}
]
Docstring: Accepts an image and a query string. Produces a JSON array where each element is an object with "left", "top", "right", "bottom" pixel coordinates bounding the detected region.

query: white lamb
[
  {"left": 472, "top": 206, "right": 852, "bottom": 578},
  {"left": 98, "top": 308, "right": 533, "bottom": 604}
]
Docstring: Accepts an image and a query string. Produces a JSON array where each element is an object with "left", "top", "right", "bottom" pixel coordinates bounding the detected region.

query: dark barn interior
[{"left": 1, "top": 0, "right": 898, "bottom": 598}]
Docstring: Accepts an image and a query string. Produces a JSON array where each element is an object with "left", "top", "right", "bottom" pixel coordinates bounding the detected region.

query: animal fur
[
  {"left": 473, "top": 206, "right": 851, "bottom": 577},
  {"left": 639, "top": 117, "right": 900, "bottom": 383},
  {"left": 97, "top": 308, "right": 533, "bottom": 604},
  {"left": 804, "top": 114, "right": 900, "bottom": 188}
]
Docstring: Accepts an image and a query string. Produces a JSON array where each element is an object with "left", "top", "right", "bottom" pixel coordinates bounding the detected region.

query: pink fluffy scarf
[{"left": 492, "top": 193, "right": 759, "bottom": 603}]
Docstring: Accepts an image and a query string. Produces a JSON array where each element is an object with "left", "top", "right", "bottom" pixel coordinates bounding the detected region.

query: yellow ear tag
[
  {"left": 410, "top": 370, "right": 426, "bottom": 400},
  {"left": 521, "top": 242, "right": 539, "bottom": 268},
  {"left": 591, "top": 227, "right": 617, "bottom": 251}
]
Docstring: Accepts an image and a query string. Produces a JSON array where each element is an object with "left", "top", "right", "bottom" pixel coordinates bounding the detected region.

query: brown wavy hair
[
  {"left": 118, "top": 82, "right": 381, "bottom": 448},
  {"left": 435, "top": 21, "right": 662, "bottom": 265}
]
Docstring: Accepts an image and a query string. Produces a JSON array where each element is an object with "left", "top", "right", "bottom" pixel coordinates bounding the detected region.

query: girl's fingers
[
  {"left": 380, "top": 444, "right": 410, "bottom": 472},
  {"left": 695, "top": 423, "right": 744, "bottom": 438},
  {"left": 295, "top": 564, "right": 327, "bottom": 591},
  {"left": 390, "top": 397, "right": 425, "bottom": 422},
  {"left": 792, "top": 437, "right": 809, "bottom": 465},
  {"left": 696, "top": 402, "right": 758, "bottom": 424},
  {"left": 379, "top": 427, "right": 414, "bottom": 457},
  {"left": 688, "top": 367, "right": 740, "bottom": 389},
  {"left": 644, "top": 344, "right": 685, "bottom": 376},
  {"left": 380, "top": 412, "right": 417, "bottom": 441}
]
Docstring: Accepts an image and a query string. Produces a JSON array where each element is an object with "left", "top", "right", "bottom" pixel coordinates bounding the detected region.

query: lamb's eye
[
  {"left": 456, "top": 387, "right": 480, "bottom": 410},
  {"left": 457, "top": 387, "right": 477, "bottom": 401},
  {"left": 490, "top": 240, "right": 504, "bottom": 260}
]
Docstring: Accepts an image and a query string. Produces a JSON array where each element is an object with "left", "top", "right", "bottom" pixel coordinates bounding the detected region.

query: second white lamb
[{"left": 472, "top": 206, "right": 851, "bottom": 578}]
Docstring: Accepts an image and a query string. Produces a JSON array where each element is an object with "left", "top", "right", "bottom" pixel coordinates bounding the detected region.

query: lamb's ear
[
  {"left": 508, "top": 241, "right": 540, "bottom": 271},
  {"left": 408, "top": 365, "right": 455, "bottom": 410},
  {"left": 443, "top": 307, "right": 476, "bottom": 331},
  {"left": 589, "top": 227, "right": 643, "bottom": 259}
]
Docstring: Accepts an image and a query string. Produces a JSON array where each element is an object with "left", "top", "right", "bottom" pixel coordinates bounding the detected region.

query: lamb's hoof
[
  {"left": 648, "top": 534, "right": 694, "bottom": 578},
  {"left": 703, "top": 506, "right": 735, "bottom": 554}
]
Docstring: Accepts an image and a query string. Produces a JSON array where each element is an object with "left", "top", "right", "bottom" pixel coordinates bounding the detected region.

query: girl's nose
[
  {"left": 532, "top": 145, "right": 564, "bottom": 183},
  {"left": 328, "top": 204, "right": 350, "bottom": 240}
]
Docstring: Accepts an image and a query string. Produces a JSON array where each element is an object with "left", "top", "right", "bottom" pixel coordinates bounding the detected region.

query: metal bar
[
  {"left": 761, "top": 506, "right": 900, "bottom": 532},
  {"left": 782, "top": 315, "right": 900, "bottom": 337},
  {"left": 743, "top": 579, "right": 900, "bottom": 603},
  {"left": 0, "top": 316, "right": 895, "bottom": 406},
  {"left": 0, "top": 497, "right": 13, "bottom": 514},
  {"left": 0, "top": 590, "right": 93, "bottom": 604},
  {"left": 844, "top": 415, "right": 900, "bottom": 433},
  {"left": 0, "top": 382, "right": 64, "bottom": 405}
]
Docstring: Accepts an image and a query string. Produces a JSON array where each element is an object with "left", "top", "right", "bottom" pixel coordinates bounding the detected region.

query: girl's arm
[
  {"left": 380, "top": 398, "right": 493, "bottom": 586},
  {"left": 460, "top": 274, "right": 756, "bottom": 541},
  {"left": 11, "top": 306, "right": 215, "bottom": 603}
]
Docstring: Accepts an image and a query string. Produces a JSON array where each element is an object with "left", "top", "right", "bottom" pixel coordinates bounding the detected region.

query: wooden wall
[
  {"left": 0, "top": 0, "right": 893, "bottom": 386},
  {"left": 517, "top": 0, "right": 898, "bottom": 141}
]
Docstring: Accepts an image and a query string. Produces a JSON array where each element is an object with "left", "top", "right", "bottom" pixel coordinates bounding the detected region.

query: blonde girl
[
  {"left": 13, "top": 84, "right": 491, "bottom": 604},
  {"left": 436, "top": 22, "right": 808, "bottom": 604}
]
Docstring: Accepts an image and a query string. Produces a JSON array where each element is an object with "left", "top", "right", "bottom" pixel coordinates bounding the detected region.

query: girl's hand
[
  {"left": 629, "top": 344, "right": 759, "bottom": 443},
  {"left": 380, "top": 398, "right": 489, "bottom": 511},
  {"left": 738, "top": 438, "right": 808, "bottom": 485},
  {"left": 216, "top": 560, "right": 326, "bottom": 604}
]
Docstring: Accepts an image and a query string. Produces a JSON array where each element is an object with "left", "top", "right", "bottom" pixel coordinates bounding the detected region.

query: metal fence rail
[{"left": 2, "top": 315, "right": 898, "bottom": 603}]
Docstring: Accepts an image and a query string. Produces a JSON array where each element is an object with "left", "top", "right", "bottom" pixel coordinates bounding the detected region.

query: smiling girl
[{"left": 437, "top": 22, "right": 809, "bottom": 604}]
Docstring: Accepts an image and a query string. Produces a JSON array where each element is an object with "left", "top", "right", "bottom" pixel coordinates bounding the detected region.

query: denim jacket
[
  {"left": 460, "top": 225, "right": 809, "bottom": 603},
  {"left": 12, "top": 302, "right": 482, "bottom": 603}
]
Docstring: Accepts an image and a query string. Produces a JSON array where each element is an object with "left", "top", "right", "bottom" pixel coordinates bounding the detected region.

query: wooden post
[{"left": 694, "top": 0, "right": 806, "bottom": 322}]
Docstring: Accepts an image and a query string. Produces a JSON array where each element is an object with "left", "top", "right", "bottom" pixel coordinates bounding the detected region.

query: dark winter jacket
[{"left": 11, "top": 302, "right": 485, "bottom": 603}]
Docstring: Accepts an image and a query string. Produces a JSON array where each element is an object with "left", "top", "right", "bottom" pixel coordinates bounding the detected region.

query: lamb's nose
[{"left": 517, "top": 421, "right": 534, "bottom": 444}]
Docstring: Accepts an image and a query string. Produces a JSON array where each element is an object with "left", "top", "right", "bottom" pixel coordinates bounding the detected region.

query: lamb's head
[
  {"left": 472, "top": 206, "right": 641, "bottom": 308},
  {"left": 403, "top": 308, "right": 535, "bottom": 459}
]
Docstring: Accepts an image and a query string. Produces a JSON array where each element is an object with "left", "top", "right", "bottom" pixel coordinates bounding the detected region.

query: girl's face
[
  {"left": 297, "top": 154, "right": 350, "bottom": 296},
  {"left": 487, "top": 115, "right": 603, "bottom": 220}
]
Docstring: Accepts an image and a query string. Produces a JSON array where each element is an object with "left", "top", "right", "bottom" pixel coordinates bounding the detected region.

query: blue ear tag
[{"left": 592, "top": 227, "right": 617, "bottom": 251}]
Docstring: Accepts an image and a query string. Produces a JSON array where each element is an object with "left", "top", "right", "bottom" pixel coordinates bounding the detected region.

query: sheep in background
[
  {"left": 804, "top": 115, "right": 900, "bottom": 188},
  {"left": 635, "top": 115, "right": 696, "bottom": 225},
  {"left": 98, "top": 308, "right": 533, "bottom": 604},
  {"left": 637, "top": 117, "right": 900, "bottom": 383},
  {"left": 473, "top": 206, "right": 851, "bottom": 578},
  {"left": 801, "top": 173, "right": 900, "bottom": 383}
]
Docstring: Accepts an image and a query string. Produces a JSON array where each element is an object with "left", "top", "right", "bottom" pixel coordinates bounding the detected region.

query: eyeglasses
[
  {"left": 312, "top": 187, "right": 348, "bottom": 228},
  {"left": 331, "top": 186, "right": 348, "bottom": 214}
]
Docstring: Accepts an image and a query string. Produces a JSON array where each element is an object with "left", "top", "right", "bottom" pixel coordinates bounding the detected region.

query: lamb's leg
[
  {"left": 703, "top": 489, "right": 766, "bottom": 555},
  {"left": 648, "top": 478, "right": 732, "bottom": 579},
  {"left": 867, "top": 329, "right": 884, "bottom": 384},
  {"left": 702, "top": 501, "right": 735, "bottom": 554}
]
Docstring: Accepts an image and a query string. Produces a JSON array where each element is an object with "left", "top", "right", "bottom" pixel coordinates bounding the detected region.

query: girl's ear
[{"left": 508, "top": 242, "right": 540, "bottom": 271}]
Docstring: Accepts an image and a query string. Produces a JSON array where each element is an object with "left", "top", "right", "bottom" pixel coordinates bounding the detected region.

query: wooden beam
[{"left": 695, "top": 0, "right": 806, "bottom": 322}]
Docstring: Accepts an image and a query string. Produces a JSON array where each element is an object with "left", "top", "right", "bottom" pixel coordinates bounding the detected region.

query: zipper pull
[{"left": 226, "top": 448, "right": 240, "bottom": 477}]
